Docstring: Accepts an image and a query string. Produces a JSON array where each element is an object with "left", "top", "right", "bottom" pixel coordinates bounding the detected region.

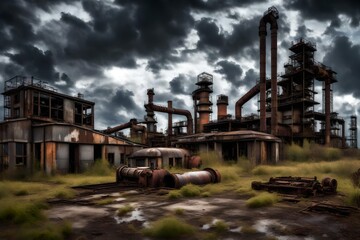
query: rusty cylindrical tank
[
  {"left": 184, "top": 155, "right": 202, "bottom": 169},
  {"left": 163, "top": 168, "right": 221, "bottom": 189},
  {"left": 116, "top": 165, "right": 170, "bottom": 188}
]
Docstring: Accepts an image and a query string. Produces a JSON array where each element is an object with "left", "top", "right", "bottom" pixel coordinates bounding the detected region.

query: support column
[
  {"left": 167, "top": 101, "right": 173, "bottom": 136},
  {"left": 271, "top": 27, "right": 278, "bottom": 135},
  {"left": 259, "top": 32, "right": 267, "bottom": 132},
  {"left": 325, "top": 79, "right": 331, "bottom": 146}
]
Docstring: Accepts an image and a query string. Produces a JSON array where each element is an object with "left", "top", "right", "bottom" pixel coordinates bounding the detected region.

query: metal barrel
[
  {"left": 163, "top": 168, "right": 221, "bottom": 188},
  {"left": 321, "top": 177, "right": 338, "bottom": 192},
  {"left": 116, "top": 165, "right": 145, "bottom": 183}
]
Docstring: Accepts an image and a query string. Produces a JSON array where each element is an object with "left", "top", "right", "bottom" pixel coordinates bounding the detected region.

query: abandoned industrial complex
[{"left": 0, "top": 7, "right": 357, "bottom": 174}]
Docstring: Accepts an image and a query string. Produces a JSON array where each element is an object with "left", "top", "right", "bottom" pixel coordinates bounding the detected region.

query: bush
[
  {"left": 117, "top": 205, "right": 134, "bottom": 216},
  {"left": 179, "top": 184, "right": 202, "bottom": 197},
  {"left": 285, "top": 143, "right": 310, "bottom": 161},
  {"left": 0, "top": 200, "right": 46, "bottom": 224},
  {"left": 168, "top": 190, "right": 182, "bottom": 199},
  {"left": 142, "top": 216, "right": 195, "bottom": 238},
  {"left": 347, "top": 189, "right": 360, "bottom": 207},
  {"left": 84, "top": 159, "right": 113, "bottom": 176},
  {"left": 213, "top": 220, "right": 228, "bottom": 233},
  {"left": 246, "top": 192, "right": 279, "bottom": 208}
]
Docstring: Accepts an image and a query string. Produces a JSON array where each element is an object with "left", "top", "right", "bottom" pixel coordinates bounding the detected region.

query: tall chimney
[{"left": 217, "top": 95, "right": 228, "bottom": 120}]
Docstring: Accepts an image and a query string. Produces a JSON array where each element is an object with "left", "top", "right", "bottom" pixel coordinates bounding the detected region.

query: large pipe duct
[
  {"left": 259, "top": 6, "right": 279, "bottom": 134},
  {"left": 235, "top": 81, "right": 272, "bottom": 120},
  {"left": 116, "top": 165, "right": 170, "bottom": 188},
  {"left": 163, "top": 168, "right": 221, "bottom": 189},
  {"left": 103, "top": 118, "right": 138, "bottom": 134},
  {"left": 145, "top": 102, "right": 193, "bottom": 134}
]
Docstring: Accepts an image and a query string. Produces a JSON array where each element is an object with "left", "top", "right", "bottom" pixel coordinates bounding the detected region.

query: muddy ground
[{"left": 47, "top": 186, "right": 360, "bottom": 240}]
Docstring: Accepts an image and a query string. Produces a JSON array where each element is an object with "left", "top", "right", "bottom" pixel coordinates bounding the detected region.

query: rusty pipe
[
  {"left": 168, "top": 101, "right": 173, "bottom": 136},
  {"left": 163, "top": 168, "right": 221, "bottom": 189},
  {"left": 235, "top": 81, "right": 271, "bottom": 120},
  {"left": 103, "top": 119, "right": 138, "bottom": 134},
  {"left": 116, "top": 165, "right": 170, "bottom": 188},
  {"left": 145, "top": 103, "right": 193, "bottom": 134},
  {"left": 259, "top": 6, "right": 279, "bottom": 133}
]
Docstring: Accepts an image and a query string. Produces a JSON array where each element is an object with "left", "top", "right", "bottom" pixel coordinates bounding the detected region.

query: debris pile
[{"left": 251, "top": 176, "right": 337, "bottom": 197}]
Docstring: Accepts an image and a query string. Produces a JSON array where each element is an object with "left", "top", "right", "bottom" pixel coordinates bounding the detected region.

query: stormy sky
[{"left": 1, "top": 0, "right": 360, "bottom": 143}]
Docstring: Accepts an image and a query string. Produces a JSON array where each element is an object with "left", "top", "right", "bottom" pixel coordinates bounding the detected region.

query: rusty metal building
[
  {"left": 174, "top": 130, "right": 281, "bottom": 164},
  {"left": 0, "top": 76, "right": 142, "bottom": 174}
]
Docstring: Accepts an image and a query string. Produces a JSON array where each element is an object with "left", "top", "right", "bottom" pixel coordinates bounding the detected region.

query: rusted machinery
[
  {"left": 163, "top": 168, "right": 221, "bottom": 189},
  {"left": 116, "top": 165, "right": 169, "bottom": 188},
  {"left": 116, "top": 166, "right": 221, "bottom": 188},
  {"left": 251, "top": 176, "right": 337, "bottom": 197}
]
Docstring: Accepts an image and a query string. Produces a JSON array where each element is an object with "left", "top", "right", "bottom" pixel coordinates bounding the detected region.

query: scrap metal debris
[
  {"left": 303, "top": 202, "right": 359, "bottom": 216},
  {"left": 251, "top": 176, "right": 337, "bottom": 197}
]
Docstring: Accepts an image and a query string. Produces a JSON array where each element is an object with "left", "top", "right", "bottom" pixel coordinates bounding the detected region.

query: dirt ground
[{"left": 46, "top": 186, "right": 360, "bottom": 240}]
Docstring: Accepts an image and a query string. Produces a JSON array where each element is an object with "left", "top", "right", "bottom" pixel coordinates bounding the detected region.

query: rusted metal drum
[
  {"left": 185, "top": 156, "right": 202, "bottom": 169},
  {"left": 321, "top": 177, "right": 337, "bottom": 193},
  {"left": 116, "top": 165, "right": 170, "bottom": 188},
  {"left": 163, "top": 168, "right": 221, "bottom": 188}
]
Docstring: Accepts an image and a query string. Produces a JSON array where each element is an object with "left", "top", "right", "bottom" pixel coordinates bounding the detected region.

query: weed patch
[
  {"left": 117, "top": 205, "right": 134, "bottom": 216},
  {"left": 246, "top": 192, "right": 279, "bottom": 208},
  {"left": 142, "top": 216, "right": 195, "bottom": 238}
]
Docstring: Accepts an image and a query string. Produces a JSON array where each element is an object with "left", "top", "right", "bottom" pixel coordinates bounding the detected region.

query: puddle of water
[
  {"left": 253, "top": 219, "right": 315, "bottom": 240},
  {"left": 114, "top": 197, "right": 126, "bottom": 202},
  {"left": 114, "top": 208, "right": 146, "bottom": 224},
  {"left": 163, "top": 199, "right": 218, "bottom": 212},
  {"left": 47, "top": 206, "right": 109, "bottom": 229},
  {"left": 229, "top": 226, "right": 242, "bottom": 233}
]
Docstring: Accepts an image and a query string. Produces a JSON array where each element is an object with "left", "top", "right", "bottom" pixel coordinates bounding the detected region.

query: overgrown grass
[
  {"left": 168, "top": 184, "right": 202, "bottom": 199},
  {"left": 213, "top": 220, "right": 228, "bottom": 233},
  {"left": 17, "top": 221, "right": 72, "bottom": 240},
  {"left": 142, "top": 216, "right": 195, "bottom": 238},
  {"left": 116, "top": 204, "right": 135, "bottom": 216},
  {"left": 347, "top": 188, "right": 360, "bottom": 207},
  {"left": 0, "top": 200, "right": 46, "bottom": 224},
  {"left": 246, "top": 192, "right": 279, "bottom": 208},
  {"left": 84, "top": 158, "right": 114, "bottom": 176},
  {"left": 285, "top": 141, "right": 343, "bottom": 162}
]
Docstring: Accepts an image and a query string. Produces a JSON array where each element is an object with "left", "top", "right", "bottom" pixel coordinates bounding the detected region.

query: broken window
[
  {"left": 107, "top": 153, "right": 115, "bottom": 166},
  {"left": 15, "top": 143, "right": 27, "bottom": 166},
  {"left": 51, "top": 96, "right": 64, "bottom": 120},
  {"left": 39, "top": 94, "right": 50, "bottom": 117}
]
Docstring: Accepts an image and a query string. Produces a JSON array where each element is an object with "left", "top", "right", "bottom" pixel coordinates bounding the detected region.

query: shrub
[
  {"left": 0, "top": 200, "right": 46, "bottom": 224},
  {"left": 179, "top": 184, "right": 202, "bottom": 197},
  {"left": 285, "top": 143, "right": 310, "bottom": 162},
  {"left": 84, "top": 159, "right": 113, "bottom": 176},
  {"left": 142, "top": 216, "right": 195, "bottom": 238},
  {"left": 174, "top": 208, "right": 184, "bottom": 215},
  {"left": 347, "top": 189, "right": 360, "bottom": 207},
  {"left": 246, "top": 192, "right": 279, "bottom": 208},
  {"left": 213, "top": 220, "right": 228, "bottom": 233},
  {"left": 168, "top": 190, "right": 182, "bottom": 199},
  {"left": 117, "top": 205, "right": 134, "bottom": 216}
]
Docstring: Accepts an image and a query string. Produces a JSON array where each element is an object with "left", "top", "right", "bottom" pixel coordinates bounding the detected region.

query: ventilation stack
[
  {"left": 144, "top": 88, "right": 157, "bottom": 133},
  {"left": 217, "top": 95, "right": 228, "bottom": 120},
  {"left": 192, "top": 72, "right": 213, "bottom": 133},
  {"left": 349, "top": 115, "right": 358, "bottom": 148}
]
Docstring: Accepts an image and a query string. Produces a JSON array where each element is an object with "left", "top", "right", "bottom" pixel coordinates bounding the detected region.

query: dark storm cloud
[
  {"left": 93, "top": 88, "right": 143, "bottom": 127},
  {"left": 243, "top": 69, "right": 258, "bottom": 87},
  {"left": 170, "top": 74, "right": 193, "bottom": 94},
  {"left": 215, "top": 60, "right": 243, "bottom": 87},
  {"left": 285, "top": 0, "right": 360, "bottom": 27},
  {"left": 6, "top": 45, "right": 58, "bottom": 81},
  {"left": 323, "top": 36, "right": 360, "bottom": 97},
  {"left": 195, "top": 16, "right": 260, "bottom": 61}
]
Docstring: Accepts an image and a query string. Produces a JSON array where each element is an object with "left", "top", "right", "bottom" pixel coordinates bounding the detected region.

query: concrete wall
[
  {"left": 79, "top": 145, "right": 94, "bottom": 171},
  {"left": 56, "top": 143, "right": 69, "bottom": 173},
  {"left": 64, "top": 99, "right": 74, "bottom": 124}
]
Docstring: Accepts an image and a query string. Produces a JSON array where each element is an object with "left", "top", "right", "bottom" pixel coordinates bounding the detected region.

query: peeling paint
[{"left": 64, "top": 129, "right": 80, "bottom": 142}]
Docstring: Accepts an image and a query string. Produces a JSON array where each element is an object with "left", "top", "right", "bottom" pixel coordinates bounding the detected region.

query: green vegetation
[
  {"left": 213, "top": 220, "right": 228, "bottom": 233},
  {"left": 0, "top": 159, "right": 116, "bottom": 240},
  {"left": 84, "top": 158, "right": 114, "bottom": 176},
  {"left": 117, "top": 204, "right": 135, "bottom": 216},
  {"left": 246, "top": 192, "right": 279, "bottom": 208},
  {"left": 142, "top": 216, "right": 195, "bottom": 238},
  {"left": 174, "top": 208, "right": 184, "bottom": 215},
  {"left": 347, "top": 188, "right": 360, "bottom": 207}
]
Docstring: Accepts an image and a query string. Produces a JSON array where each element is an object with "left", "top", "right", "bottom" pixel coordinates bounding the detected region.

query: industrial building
[
  {"left": 0, "top": 76, "right": 143, "bottom": 174},
  {"left": 1, "top": 7, "right": 357, "bottom": 174}
]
